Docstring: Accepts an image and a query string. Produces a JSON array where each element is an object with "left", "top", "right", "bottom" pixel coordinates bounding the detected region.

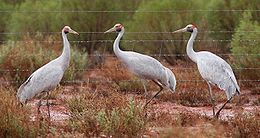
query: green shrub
[
  {"left": 231, "top": 12, "right": 260, "bottom": 86},
  {"left": 207, "top": 0, "right": 259, "bottom": 40},
  {"left": 6, "top": 0, "right": 62, "bottom": 40},
  {"left": 97, "top": 99, "right": 145, "bottom": 137},
  {"left": 126, "top": 0, "right": 207, "bottom": 63}
]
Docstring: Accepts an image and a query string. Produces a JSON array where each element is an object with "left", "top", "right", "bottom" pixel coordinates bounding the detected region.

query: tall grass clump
[
  {"left": 0, "top": 35, "right": 88, "bottom": 86},
  {"left": 66, "top": 92, "right": 146, "bottom": 137},
  {"left": 0, "top": 87, "right": 47, "bottom": 137}
]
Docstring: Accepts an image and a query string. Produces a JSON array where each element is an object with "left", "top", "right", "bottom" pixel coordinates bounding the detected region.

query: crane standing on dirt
[
  {"left": 173, "top": 24, "right": 240, "bottom": 118},
  {"left": 17, "top": 26, "right": 79, "bottom": 118},
  {"left": 105, "top": 23, "right": 176, "bottom": 108}
]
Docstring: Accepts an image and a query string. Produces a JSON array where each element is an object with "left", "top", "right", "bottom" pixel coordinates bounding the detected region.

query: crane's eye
[
  {"left": 187, "top": 26, "right": 193, "bottom": 33},
  {"left": 64, "top": 28, "right": 69, "bottom": 34},
  {"left": 116, "top": 27, "right": 122, "bottom": 32}
]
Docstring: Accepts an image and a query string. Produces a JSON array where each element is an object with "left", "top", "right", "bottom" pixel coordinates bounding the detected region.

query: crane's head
[
  {"left": 104, "top": 23, "right": 124, "bottom": 33},
  {"left": 62, "top": 26, "right": 79, "bottom": 35},
  {"left": 173, "top": 24, "right": 197, "bottom": 33}
]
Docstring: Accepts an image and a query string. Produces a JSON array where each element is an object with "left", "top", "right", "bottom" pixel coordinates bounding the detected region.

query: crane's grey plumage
[
  {"left": 105, "top": 23, "right": 176, "bottom": 107},
  {"left": 173, "top": 24, "right": 240, "bottom": 118},
  {"left": 17, "top": 26, "right": 79, "bottom": 117}
]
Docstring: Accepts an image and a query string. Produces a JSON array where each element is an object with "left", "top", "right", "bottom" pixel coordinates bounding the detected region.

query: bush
[
  {"left": 206, "top": 0, "right": 260, "bottom": 40},
  {"left": 0, "top": 35, "right": 88, "bottom": 86},
  {"left": 231, "top": 12, "right": 260, "bottom": 86},
  {"left": 97, "top": 99, "right": 145, "bottom": 137},
  {"left": 6, "top": 0, "right": 62, "bottom": 40}
]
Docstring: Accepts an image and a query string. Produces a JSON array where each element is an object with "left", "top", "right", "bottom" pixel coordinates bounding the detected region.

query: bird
[
  {"left": 17, "top": 26, "right": 79, "bottom": 118},
  {"left": 104, "top": 23, "right": 176, "bottom": 108},
  {"left": 173, "top": 24, "right": 240, "bottom": 118}
]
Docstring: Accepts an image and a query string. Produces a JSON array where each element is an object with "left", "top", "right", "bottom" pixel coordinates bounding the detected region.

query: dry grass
[
  {"left": 65, "top": 89, "right": 146, "bottom": 137},
  {"left": 0, "top": 87, "right": 48, "bottom": 137},
  {"left": 230, "top": 109, "right": 260, "bottom": 138},
  {"left": 0, "top": 54, "right": 258, "bottom": 137}
]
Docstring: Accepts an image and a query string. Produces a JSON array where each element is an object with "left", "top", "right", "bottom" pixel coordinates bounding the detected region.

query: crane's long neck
[
  {"left": 113, "top": 29, "right": 125, "bottom": 58},
  {"left": 59, "top": 31, "right": 70, "bottom": 70},
  {"left": 186, "top": 29, "right": 198, "bottom": 63}
]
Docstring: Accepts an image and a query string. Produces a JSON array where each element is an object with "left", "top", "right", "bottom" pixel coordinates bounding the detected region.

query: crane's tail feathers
[
  {"left": 165, "top": 67, "right": 177, "bottom": 93},
  {"left": 216, "top": 75, "right": 240, "bottom": 100},
  {"left": 17, "top": 74, "right": 34, "bottom": 103}
]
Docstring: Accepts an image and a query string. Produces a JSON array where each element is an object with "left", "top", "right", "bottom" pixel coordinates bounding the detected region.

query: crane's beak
[
  {"left": 172, "top": 28, "right": 186, "bottom": 33},
  {"left": 104, "top": 27, "right": 116, "bottom": 33},
  {"left": 69, "top": 29, "right": 79, "bottom": 35}
]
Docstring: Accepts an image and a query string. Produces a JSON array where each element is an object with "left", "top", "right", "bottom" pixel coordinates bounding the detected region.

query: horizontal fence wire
[
  {"left": 1, "top": 31, "right": 260, "bottom": 35},
  {"left": 2, "top": 79, "right": 260, "bottom": 85},
  {"left": 0, "top": 10, "right": 259, "bottom": 13},
  {"left": 0, "top": 67, "right": 260, "bottom": 72},
  {"left": 0, "top": 54, "right": 258, "bottom": 57},
  {"left": 0, "top": 40, "right": 259, "bottom": 43}
]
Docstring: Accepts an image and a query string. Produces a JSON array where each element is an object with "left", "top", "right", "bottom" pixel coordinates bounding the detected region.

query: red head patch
[
  {"left": 191, "top": 24, "right": 197, "bottom": 29},
  {"left": 115, "top": 23, "right": 123, "bottom": 28}
]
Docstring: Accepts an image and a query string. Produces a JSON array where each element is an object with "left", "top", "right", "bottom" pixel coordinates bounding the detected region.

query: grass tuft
[
  {"left": 66, "top": 91, "right": 146, "bottom": 137},
  {"left": 0, "top": 87, "right": 48, "bottom": 137}
]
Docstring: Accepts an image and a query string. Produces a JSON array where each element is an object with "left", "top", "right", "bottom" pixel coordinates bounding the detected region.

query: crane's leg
[
  {"left": 141, "top": 79, "right": 148, "bottom": 97},
  {"left": 46, "top": 92, "right": 51, "bottom": 119},
  {"left": 37, "top": 99, "right": 42, "bottom": 115},
  {"left": 143, "top": 80, "right": 163, "bottom": 109},
  {"left": 17, "top": 102, "right": 24, "bottom": 107},
  {"left": 215, "top": 96, "right": 233, "bottom": 118},
  {"left": 206, "top": 81, "right": 215, "bottom": 116}
]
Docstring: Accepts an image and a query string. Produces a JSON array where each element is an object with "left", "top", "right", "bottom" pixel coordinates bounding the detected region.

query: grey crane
[
  {"left": 173, "top": 24, "right": 240, "bottom": 118},
  {"left": 17, "top": 26, "right": 79, "bottom": 118},
  {"left": 105, "top": 23, "right": 176, "bottom": 108}
]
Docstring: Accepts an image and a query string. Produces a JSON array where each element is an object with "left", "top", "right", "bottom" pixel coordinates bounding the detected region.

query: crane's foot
[
  {"left": 215, "top": 112, "right": 220, "bottom": 119},
  {"left": 17, "top": 102, "right": 24, "bottom": 107}
]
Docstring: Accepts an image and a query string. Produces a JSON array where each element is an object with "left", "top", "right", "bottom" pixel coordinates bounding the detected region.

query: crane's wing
[
  {"left": 17, "top": 64, "right": 64, "bottom": 103},
  {"left": 197, "top": 51, "right": 240, "bottom": 99},
  {"left": 120, "top": 51, "right": 167, "bottom": 83}
]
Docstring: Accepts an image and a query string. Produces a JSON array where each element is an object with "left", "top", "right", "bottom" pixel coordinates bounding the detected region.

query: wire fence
[
  {"left": 0, "top": 9, "right": 259, "bottom": 13},
  {"left": 0, "top": 39, "right": 259, "bottom": 42},
  {"left": 0, "top": 7, "right": 259, "bottom": 86},
  {"left": 1, "top": 77, "right": 259, "bottom": 86},
  {"left": 1, "top": 31, "right": 260, "bottom": 35}
]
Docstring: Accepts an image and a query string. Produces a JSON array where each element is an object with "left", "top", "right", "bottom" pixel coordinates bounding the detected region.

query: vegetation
[
  {"left": 66, "top": 92, "right": 146, "bottom": 137},
  {"left": 126, "top": 0, "right": 208, "bottom": 64},
  {"left": 0, "top": 87, "right": 48, "bottom": 137},
  {"left": 231, "top": 12, "right": 260, "bottom": 86},
  {"left": 231, "top": 110, "right": 260, "bottom": 138},
  {"left": 0, "top": 0, "right": 258, "bottom": 137}
]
